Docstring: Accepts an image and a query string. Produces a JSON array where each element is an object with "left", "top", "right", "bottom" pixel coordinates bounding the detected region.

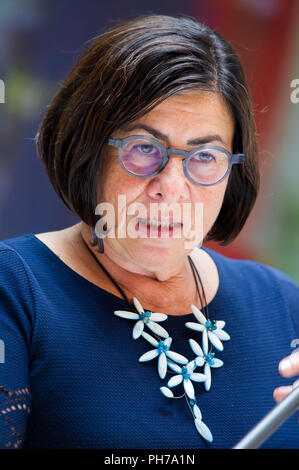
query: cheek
[
  {"left": 204, "top": 185, "right": 227, "bottom": 209},
  {"left": 98, "top": 159, "right": 145, "bottom": 205},
  {"left": 195, "top": 181, "right": 228, "bottom": 231}
]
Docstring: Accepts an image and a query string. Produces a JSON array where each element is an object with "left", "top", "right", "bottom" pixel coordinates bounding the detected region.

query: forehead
[
  {"left": 119, "top": 91, "right": 235, "bottom": 148},
  {"left": 145, "top": 91, "right": 233, "bottom": 125}
]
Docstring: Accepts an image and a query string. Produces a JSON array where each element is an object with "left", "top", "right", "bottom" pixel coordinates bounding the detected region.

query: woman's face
[{"left": 97, "top": 91, "right": 234, "bottom": 272}]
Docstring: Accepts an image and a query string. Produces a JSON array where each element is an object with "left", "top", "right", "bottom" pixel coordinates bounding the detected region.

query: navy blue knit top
[{"left": 0, "top": 233, "right": 298, "bottom": 449}]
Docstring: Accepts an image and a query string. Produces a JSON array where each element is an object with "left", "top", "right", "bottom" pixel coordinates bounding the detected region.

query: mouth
[{"left": 136, "top": 218, "right": 183, "bottom": 238}]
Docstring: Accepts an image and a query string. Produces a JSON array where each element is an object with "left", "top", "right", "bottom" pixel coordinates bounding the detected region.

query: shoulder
[
  {"left": 0, "top": 234, "right": 37, "bottom": 307},
  {"left": 0, "top": 235, "right": 36, "bottom": 334},
  {"left": 203, "top": 245, "right": 299, "bottom": 289},
  {"left": 203, "top": 246, "right": 299, "bottom": 331},
  {"left": 0, "top": 235, "right": 32, "bottom": 280}
]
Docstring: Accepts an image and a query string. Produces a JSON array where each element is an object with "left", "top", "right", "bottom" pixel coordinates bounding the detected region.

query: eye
[
  {"left": 134, "top": 144, "right": 160, "bottom": 155},
  {"left": 193, "top": 151, "right": 216, "bottom": 162}
]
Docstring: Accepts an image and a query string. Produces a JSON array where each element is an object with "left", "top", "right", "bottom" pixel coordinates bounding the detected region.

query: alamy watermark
[
  {"left": 0, "top": 79, "right": 4, "bottom": 103},
  {"left": 0, "top": 339, "right": 4, "bottom": 363},
  {"left": 93, "top": 196, "right": 204, "bottom": 250},
  {"left": 290, "top": 79, "right": 299, "bottom": 104}
]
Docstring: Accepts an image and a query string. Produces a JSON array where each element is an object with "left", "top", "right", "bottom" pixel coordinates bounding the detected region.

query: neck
[{"left": 78, "top": 222, "right": 204, "bottom": 315}]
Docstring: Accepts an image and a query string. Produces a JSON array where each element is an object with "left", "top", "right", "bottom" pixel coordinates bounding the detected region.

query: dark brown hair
[{"left": 36, "top": 14, "right": 259, "bottom": 245}]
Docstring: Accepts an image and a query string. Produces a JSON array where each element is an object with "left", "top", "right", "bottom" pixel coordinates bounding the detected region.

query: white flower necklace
[{"left": 83, "top": 236, "right": 230, "bottom": 444}]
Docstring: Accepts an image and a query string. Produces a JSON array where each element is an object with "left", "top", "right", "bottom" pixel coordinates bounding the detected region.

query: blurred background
[{"left": 0, "top": 0, "right": 298, "bottom": 282}]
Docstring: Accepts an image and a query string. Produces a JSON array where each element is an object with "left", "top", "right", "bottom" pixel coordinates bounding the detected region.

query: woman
[{"left": 0, "top": 15, "right": 298, "bottom": 449}]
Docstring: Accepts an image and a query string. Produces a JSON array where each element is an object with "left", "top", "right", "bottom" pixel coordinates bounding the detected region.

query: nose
[{"left": 146, "top": 155, "right": 190, "bottom": 203}]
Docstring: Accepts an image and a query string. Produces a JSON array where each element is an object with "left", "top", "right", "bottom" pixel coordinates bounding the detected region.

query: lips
[
  {"left": 137, "top": 217, "right": 183, "bottom": 229},
  {"left": 136, "top": 218, "right": 183, "bottom": 238}
]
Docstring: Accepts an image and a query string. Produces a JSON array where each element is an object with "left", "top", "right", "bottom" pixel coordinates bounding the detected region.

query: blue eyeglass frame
[{"left": 108, "top": 135, "right": 245, "bottom": 186}]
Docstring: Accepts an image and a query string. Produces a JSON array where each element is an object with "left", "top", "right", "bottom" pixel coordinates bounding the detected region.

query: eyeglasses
[{"left": 108, "top": 135, "right": 245, "bottom": 186}]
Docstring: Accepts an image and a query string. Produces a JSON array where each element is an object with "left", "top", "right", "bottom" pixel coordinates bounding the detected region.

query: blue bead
[{"left": 205, "top": 352, "right": 215, "bottom": 365}]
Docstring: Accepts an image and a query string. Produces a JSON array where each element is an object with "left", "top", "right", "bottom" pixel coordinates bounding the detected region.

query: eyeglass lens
[{"left": 121, "top": 137, "right": 229, "bottom": 184}]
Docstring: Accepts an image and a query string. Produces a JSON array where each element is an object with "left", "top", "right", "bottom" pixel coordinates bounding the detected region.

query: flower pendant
[{"left": 114, "top": 297, "right": 230, "bottom": 444}]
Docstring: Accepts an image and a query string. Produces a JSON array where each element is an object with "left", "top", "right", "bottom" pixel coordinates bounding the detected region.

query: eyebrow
[{"left": 123, "top": 123, "right": 227, "bottom": 146}]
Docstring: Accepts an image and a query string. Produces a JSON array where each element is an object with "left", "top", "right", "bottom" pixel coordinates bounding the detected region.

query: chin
[{"left": 130, "top": 238, "right": 185, "bottom": 265}]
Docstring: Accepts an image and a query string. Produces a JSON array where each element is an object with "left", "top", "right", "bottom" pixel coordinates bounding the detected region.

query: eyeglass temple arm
[
  {"left": 232, "top": 154, "right": 245, "bottom": 164},
  {"left": 108, "top": 138, "right": 122, "bottom": 148}
]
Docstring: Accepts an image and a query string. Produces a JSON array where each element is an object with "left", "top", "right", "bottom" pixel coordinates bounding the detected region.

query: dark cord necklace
[
  {"left": 80, "top": 230, "right": 209, "bottom": 320},
  {"left": 82, "top": 234, "right": 131, "bottom": 309}
]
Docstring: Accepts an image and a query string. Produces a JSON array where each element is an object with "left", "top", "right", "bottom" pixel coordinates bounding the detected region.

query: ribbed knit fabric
[{"left": 0, "top": 233, "right": 298, "bottom": 449}]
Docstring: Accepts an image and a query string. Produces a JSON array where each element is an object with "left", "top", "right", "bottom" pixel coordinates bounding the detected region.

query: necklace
[{"left": 81, "top": 230, "right": 230, "bottom": 443}]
